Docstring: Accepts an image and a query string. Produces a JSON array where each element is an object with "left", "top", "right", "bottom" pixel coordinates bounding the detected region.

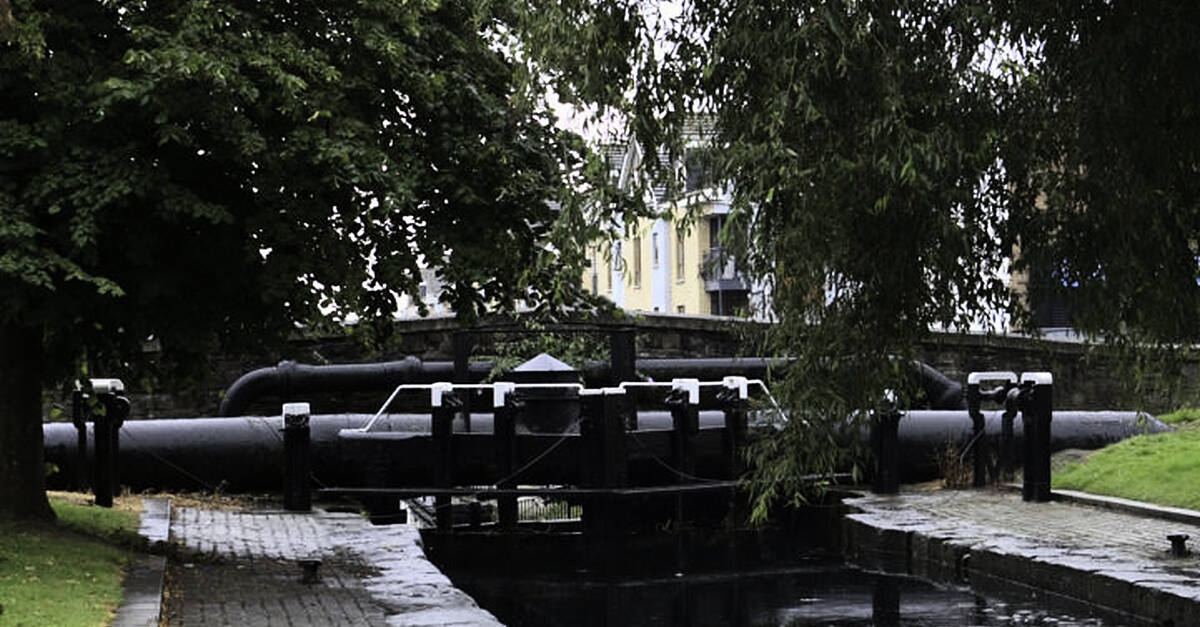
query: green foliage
[
  {"left": 520, "top": 0, "right": 1200, "bottom": 514},
  {"left": 475, "top": 314, "right": 619, "bottom": 377},
  {"left": 1, "top": 0, "right": 633, "bottom": 383},
  {"left": 51, "top": 498, "right": 142, "bottom": 548},
  {"left": 1054, "top": 430, "right": 1200, "bottom": 510},
  {"left": 1001, "top": 2, "right": 1200, "bottom": 346},
  {"left": 0, "top": 498, "right": 138, "bottom": 626},
  {"left": 1156, "top": 407, "right": 1200, "bottom": 426},
  {"left": 0, "top": 0, "right": 641, "bottom": 519},
  {"left": 481, "top": 326, "right": 612, "bottom": 381}
]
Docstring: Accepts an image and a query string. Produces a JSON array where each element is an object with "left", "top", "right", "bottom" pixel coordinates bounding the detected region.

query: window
[
  {"left": 607, "top": 244, "right": 617, "bottom": 292},
  {"left": 709, "top": 215, "right": 725, "bottom": 249},
  {"left": 710, "top": 290, "right": 750, "bottom": 317},
  {"left": 677, "top": 305, "right": 685, "bottom": 313},
  {"left": 685, "top": 147, "right": 717, "bottom": 192},
  {"left": 651, "top": 233, "right": 660, "bottom": 268},
  {"left": 633, "top": 236, "right": 642, "bottom": 288},
  {"left": 675, "top": 228, "right": 686, "bottom": 281}
]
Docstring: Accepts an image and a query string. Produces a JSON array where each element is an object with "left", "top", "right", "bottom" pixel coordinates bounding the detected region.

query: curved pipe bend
[{"left": 218, "top": 357, "right": 492, "bottom": 416}]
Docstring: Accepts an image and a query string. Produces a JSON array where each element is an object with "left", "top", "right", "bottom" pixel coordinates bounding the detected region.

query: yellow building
[{"left": 584, "top": 135, "right": 756, "bottom": 317}]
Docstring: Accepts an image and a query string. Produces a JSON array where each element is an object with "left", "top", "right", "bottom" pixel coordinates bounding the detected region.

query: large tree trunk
[{"left": 0, "top": 321, "right": 55, "bottom": 521}]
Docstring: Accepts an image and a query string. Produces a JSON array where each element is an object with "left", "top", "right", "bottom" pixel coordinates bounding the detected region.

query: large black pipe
[
  {"left": 218, "top": 358, "right": 495, "bottom": 416},
  {"left": 895, "top": 410, "right": 1169, "bottom": 478},
  {"left": 44, "top": 409, "right": 1166, "bottom": 492},
  {"left": 218, "top": 357, "right": 963, "bottom": 416}
]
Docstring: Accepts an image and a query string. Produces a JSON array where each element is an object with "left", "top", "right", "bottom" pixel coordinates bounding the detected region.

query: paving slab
[
  {"left": 163, "top": 506, "right": 501, "bottom": 626},
  {"left": 843, "top": 488, "right": 1200, "bottom": 626}
]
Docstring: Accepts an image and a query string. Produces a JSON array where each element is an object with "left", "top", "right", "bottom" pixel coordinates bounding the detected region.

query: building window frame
[
  {"left": 675, "top": 227, "right": 686, "bottom": 283},
  {"left": 633, "top": 236, "right": 642, "bottom": 288}
]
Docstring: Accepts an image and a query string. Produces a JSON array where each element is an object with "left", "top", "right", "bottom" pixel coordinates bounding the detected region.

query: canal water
[
  {"left": 449, "top": 560, "right": 1110, "bottom": 626},
  {"left": 427, "top": 516, "right": 1115, "bottom": 626}
]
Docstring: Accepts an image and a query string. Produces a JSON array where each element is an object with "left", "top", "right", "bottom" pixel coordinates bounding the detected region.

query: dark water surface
[{"left": 452, "top": 561, "right": 1111, "bottom": 626}]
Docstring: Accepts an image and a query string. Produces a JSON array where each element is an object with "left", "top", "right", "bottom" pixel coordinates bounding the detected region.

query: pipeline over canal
[
  {"left": 215, "top": 356, "right": 963, "bottom": 416},
  {"left": 43, "top": 408, "right": 1167, "bottom": 493},
  {"left": 42, "top": 356, "right": 1170, "bottom": 504}
]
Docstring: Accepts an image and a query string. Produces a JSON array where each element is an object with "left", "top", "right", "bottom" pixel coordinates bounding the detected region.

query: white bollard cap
[
  {"left": 282, "top": 402, "right": 311, "bottom": 417},
  {"left": 671, "top": 378, "right": 700, "bottom": 405},
  {"left": 1020, "top": 372, "right": 1053, "bottom": 386},
  {"left": 90, "top": 378, "right": 125, "bottom": 394},
  {"left": 282, "top": 402, "right": 311, "bottom": 428},
  {"left": 966, "top": 371, "right": 1019, "bottom": 386}
]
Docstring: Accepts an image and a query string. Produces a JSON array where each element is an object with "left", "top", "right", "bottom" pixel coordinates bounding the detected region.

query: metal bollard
[
  {"left": 965, "top": 372, "right": 1018, "bottom": 487},
  {"left": 282, "top": 403, "right": 312, "bottom": 512},
  {"left": 1019, "top": 372, "right": 1053, "bottom": 503},
  {"left": 298, "top": 558, "right": 322, "bottom": 584},
  {"left": 1000, "top": 386, "right": 1021, "bottom": 481},
  {"left": 1168, "top": 534, "right": 1190, "bottom": 557},
  {"left": 91, "top": 378, "right": 128, "bottom": 508},
  {"left": 72, "top": 384, "right": 90, "bottom": 491},
  {"left": 871, "top": 392, "right": 903, "bottom": 495}
]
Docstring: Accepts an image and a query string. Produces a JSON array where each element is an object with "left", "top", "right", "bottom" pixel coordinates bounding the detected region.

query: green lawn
[
  {"left": 1053, "top": 416, "right": 1200, "bottom": 510},
  {"left": 0, "top": 496, "right": 140, "bottom": 626}
]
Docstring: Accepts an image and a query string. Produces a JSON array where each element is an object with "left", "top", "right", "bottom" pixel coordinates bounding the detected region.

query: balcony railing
[{"left": 701, "top": 247, "right": 749, "bottom": 292}]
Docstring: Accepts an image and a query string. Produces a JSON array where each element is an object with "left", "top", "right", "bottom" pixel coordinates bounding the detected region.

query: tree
[
  {"left": 0, "top": 0, "right": 629, "bottom": 521},
  {"left": 518, "top": 0, "right": 1200, "bottom": 516}
]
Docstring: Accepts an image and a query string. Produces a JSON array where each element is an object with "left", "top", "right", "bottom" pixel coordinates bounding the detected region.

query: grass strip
[
  {"left": 1054, "top": 427, "right": 1200, "bottom": 510},
  {"left": 0, "top": 496, "right": 139, "bottom": 626}
]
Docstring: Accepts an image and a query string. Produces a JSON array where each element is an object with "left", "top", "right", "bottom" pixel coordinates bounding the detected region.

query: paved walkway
[
  {"left": 844, "top": 488, "right": 1200, "bottom": 625},
  {"left": 162, "top": 507, "right": 501, "bottom": 626}
]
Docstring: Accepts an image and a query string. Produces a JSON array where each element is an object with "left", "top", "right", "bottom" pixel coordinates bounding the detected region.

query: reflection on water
[{"left": 452, "top": 563, "right": 1110, "bottom": 627}]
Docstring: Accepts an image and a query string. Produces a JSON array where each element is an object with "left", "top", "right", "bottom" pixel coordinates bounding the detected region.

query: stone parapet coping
[{"left": 842, "top": 489, "right": 1200, "bottom": 626}]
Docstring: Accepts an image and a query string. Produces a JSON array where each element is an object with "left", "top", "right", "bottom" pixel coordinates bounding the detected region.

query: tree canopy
[
  {"left": 5, "top": 0, "right": 1199, "bottom": 521},
  {"left": 0, "top": 0, "right": 631, "bottom": 520},
  {"left": 519, "top": 0, "right": 1200, "bottom": 514}
]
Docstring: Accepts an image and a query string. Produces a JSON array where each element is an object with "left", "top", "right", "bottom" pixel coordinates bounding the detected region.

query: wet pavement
[
  {"left": 844, "top": 487, "right": 1200, "bottom": 626},
  {"left": 129, "top": 487, "right": 1200, "bottom": 625},
  {"left": 160, "top": 506, "right": 501, "bottom": 626}
]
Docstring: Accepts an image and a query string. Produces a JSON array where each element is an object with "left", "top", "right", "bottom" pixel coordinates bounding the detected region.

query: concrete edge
[
  {"left": 997, "top": 482, "right": 1200, "bottom": 527},
  {"left": 841, "top": 495, "right": 1197, "bottom": 626},
  {"left": 110, "top": 498, "right": 170, "bottom": 627},
  {"left": 1051, "top": 489, "right": 1200, "bottom": 527}
]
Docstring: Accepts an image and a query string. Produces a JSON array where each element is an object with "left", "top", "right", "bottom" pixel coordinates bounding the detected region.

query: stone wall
[{"left": 104, "top": 314, "right": 1200, "bottom": 419}]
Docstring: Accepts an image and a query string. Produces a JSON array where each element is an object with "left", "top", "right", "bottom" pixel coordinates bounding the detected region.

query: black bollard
[
  {"left": 965, "top": 372, "right": 1017, "bottom": 488},
  {"left": 71, "top": 386, "right": 89, "bottom": 491},
  {"left": 93, "top": 401, "right": 113, "bottom": 508},
  {"left": 282, "top": 402, "right": 312, "bottom": 512},
  {"left": 1000, "top": 387, "right": 1021, "bottom": 481},
  {"left": 107, "top": 394, "right": 129, "bottom": 496},
  {"left": 580, "top": 388, "right": 628, "bottom": 554},
  {"left": 90, "top": 378, "right": 126, "bottom": 508},
  {"left": 1019, "top": 372, "right": 1053, "bottom": 502},
  {"left": 871, "top": 395, "right": 903, "bottom": 495},
  {"left": 493, "top": 383, "right": 520, "bottom": 531},
  {"left": 432, "top": 386, "right": 461, "bottom": 531},
  {"left": 718, "top": 378, "right": 749, "bottom": 480},
  {"left": 718, "top": 378, "right": 750, "bottom": 525},
  {"left": 609, "top": 327, "right": 636, "bottom": 387},
  {"left": 665, "top": 380, "right": 699, "bottom": 574}
]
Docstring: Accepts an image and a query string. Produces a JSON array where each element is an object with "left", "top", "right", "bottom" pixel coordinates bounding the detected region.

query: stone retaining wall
[
  {"left": 841, "top": 491, "right": 1200, "bottom": 626},
  {"left": 86, "top": 314, "right": 1200, "bottom": 419}
]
